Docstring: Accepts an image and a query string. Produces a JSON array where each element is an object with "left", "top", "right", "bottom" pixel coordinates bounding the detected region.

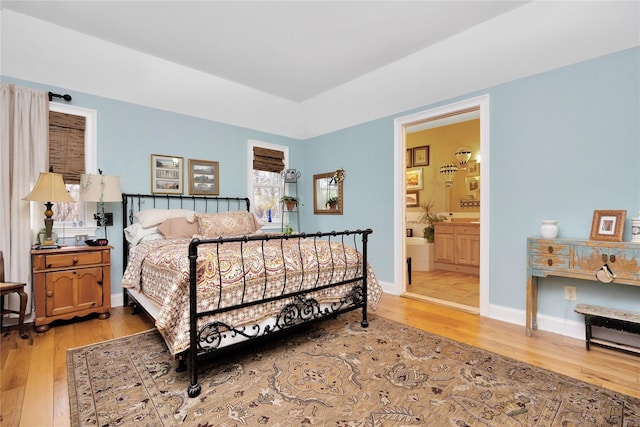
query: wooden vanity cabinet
[
  {"left": 31, "top": 246, "right": 111, "bottom": 332},
  {"left": 434, "top": 222, "right": 480, "bottom": 274}
]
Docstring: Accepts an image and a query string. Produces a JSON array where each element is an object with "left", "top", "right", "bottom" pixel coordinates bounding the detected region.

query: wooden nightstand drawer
[
  {"left": 530, "top": 242, "right": 570, "bottom": 256},
  {"left": 41, "top": 251, "right": 103, "bottom": 269},
  {"left": 531, "top": 253, "right": 570, "bottom": 270}
]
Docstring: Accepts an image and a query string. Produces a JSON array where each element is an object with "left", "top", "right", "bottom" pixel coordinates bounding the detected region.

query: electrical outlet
[{"left": 564, "top": 285, "right": 577, "bottom": 301}]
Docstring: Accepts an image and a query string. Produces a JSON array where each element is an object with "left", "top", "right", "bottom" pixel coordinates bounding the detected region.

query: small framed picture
[
  {"left": 406, "top": 191, "right": 419, "bottom": 207},
  {"left": 188, "top": 159, "right": 219, "bottom": 195},
  {"left": 590, "top": 210, "right": 626, "bottom": 242},
  {"left": 467, "top": 160, "right": 480, "bottom": 176},
  {"left": 151, "top": 154, "right": 184, "bottom": 194},
  {"left": 284, "top": 169, "right": 299, "bottom": 183},
  {"left": 74, "top": 234, "right": 88, "bottom": 246},
  {"left": 406, "top": 167, "right": 423, "bottom": 190},
  {"left": 412, "top": 145, "right": 430, "bottom": 167},
  {"left": 406, "top": 149, "right": 413, "bottom": 168}
]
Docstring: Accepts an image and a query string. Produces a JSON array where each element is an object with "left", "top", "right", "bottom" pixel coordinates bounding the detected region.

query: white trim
[
  {"left": 393, "top": 95, "right": 490, "bottom": 317},
  {"left": 246, "top": 139, "right": 289, "bottom": 230},
  {"left": 48, "top": 102, "right": 99, "bottom": 239}
]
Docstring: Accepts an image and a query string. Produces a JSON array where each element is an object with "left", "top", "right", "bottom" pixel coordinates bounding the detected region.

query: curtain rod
[{"left": 48, "top": 91, "right": 72, "bottom": 102}]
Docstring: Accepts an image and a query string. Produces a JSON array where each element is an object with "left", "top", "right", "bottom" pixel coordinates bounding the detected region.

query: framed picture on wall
[
  {"left": 406, "top": 190, "right": 419, "bottom": 207},
  {"left": 590, "top": 210, "right": 626, "bottom": 241},
  {"left": 151, "top": 154, "right": 184, "bottom": 194},
  {"left": 406, "top": 167, "right": 423, "bottom": 190},
  {"left": 412, "top": 145, "right": 430, "bottom": 167},
  {"left": 406, "top": 149, "right": 413, "bottom": 168},
  {"left": 467, "top": 160, "right": 480, "bottom": 176},
  {"left": 188, "top": 159, "right": 219, "bottom": 195}
]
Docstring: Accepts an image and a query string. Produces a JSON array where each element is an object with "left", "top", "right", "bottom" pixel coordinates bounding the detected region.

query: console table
[{"left": 526, "top": 237, "right": 640, "bottom": 337}]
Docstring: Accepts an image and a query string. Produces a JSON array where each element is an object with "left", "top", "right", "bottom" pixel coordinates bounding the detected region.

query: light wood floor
[{"left": 2, "top": 294, "right": 638, "bottom": 426}]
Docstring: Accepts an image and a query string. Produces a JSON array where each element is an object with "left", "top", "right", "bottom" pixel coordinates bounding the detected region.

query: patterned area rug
[{"left": 67, "top": 312, "right": 639, "bottom": 426}]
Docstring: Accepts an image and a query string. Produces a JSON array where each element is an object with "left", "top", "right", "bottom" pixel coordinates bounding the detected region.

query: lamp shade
[
  {"left": 23, "top": 172, "right": 75, "bottom": 202},
  {"left": 79, "top": 174, "right": 122, "bottom": 202}
]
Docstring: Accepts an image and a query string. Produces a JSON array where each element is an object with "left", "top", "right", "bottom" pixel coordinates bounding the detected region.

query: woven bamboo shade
[
  {"left": 253, "top": 146, "right": 284, "bottom": 173},
  {"left": 49, "top": 111, "right": 85, "bottom": 184}
]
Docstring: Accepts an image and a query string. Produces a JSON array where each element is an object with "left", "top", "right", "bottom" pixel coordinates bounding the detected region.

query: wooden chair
[{"left": 0, "top": 251, "right": 28, "bottom": 339}]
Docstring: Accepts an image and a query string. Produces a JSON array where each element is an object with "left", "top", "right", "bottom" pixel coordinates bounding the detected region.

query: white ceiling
[{"left": 1, "top": 1, "right": 528, "bottom": 102}]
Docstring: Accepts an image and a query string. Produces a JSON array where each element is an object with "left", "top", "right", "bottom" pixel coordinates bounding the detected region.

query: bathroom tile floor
[{"left": 406, "top": 270, "right": 479, "bottom": 309}]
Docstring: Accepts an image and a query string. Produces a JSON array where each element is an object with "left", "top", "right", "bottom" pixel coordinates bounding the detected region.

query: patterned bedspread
[{"left": 122, "top": 237, "right": 382, "bottom": 354}]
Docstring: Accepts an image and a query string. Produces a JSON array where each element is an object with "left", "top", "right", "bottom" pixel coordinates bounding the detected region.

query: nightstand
[{"left": 31, "top": 245, "right": 111, "bottom": 332}]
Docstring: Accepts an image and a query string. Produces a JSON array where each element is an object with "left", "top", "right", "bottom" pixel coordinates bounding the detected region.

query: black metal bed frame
[{"left": 122, "top": 193, "right": 371, "bottom": 397}]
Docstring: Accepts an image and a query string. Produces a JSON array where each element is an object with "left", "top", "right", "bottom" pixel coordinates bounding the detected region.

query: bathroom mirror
[{"left": 313, "top": 172, "right": 343, "bottom": 214}]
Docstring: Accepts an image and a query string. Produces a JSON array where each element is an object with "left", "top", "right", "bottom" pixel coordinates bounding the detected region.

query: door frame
[{"left": 393, "top": 95, "right": 490, "bottom": 316}]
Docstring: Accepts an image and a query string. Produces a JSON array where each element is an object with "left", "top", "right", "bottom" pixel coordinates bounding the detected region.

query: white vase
[
  {"left": 631, "top": 212, "right": 640, "bottom": 243},
  {"left": 540, "top": 220, "right": 558, "bottom": 239}
]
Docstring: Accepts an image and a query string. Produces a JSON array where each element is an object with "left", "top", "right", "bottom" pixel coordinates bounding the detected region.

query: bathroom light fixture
[
  {"left": 454, "top": 147, "right": 472, "bottom": 170},
  {"left": 439, "top": 163, "right": 458, "bottom": 187}
]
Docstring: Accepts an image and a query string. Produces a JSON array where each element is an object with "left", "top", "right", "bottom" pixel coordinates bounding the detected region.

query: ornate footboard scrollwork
[{"left": 186, "top": 229, "right": 373, "bottom": 398}]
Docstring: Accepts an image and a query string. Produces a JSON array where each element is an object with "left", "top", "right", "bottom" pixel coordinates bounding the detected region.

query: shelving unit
[{"left": 281, "top": 170, "right": 301, "bottom": 232}]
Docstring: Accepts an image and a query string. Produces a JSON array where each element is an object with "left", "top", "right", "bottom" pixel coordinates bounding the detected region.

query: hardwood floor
[{"left": 1, "top": 295, "right": 638, "bottom": 426}]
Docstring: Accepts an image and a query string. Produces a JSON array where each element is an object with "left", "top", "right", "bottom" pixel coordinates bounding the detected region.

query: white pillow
[
  {"left": 124, "top": 223, "right": 163, "bottom": 246},
  {"left": 133, "top": 209, "right": 195, "bottom": 229}
]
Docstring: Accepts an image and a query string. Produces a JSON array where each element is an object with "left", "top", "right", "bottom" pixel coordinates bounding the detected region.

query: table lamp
[
  {"left": 23, "top": 167, "right": 75, "bottom": 248},
  {"left": 79, "top": 171, "right": 121, "bottom": 244}
]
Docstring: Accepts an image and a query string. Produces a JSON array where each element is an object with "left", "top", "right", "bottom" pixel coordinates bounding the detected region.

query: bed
[{"left": 120, "top": 193, "right": 382, "bottom": 397}]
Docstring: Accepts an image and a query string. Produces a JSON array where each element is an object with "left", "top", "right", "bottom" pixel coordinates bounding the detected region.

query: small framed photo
[
  {"left": 406, "top": 190, "right": 419, "bottom": 207},
  {"left": 188, "top": 159, "right": 219, "bottom": 195},
  {"left": 151, "top": 154, "right": 183, "bottom": 194},
  {"left": 406, "top": 167, "right": 423, "bottom": 190},
  {"left": 406, "top": 149, "right": 413, "bottom": 168},
  {"left": 590, "top": 210, "right": 626, "bottom": 241},
  {"left": 284, "top": 169, "right": 299, "bottom": 183},
  {"left": 412, "top": 145, "right": 430, "bottom": 167},
  {"left": 467, "top": 160, "right": 480, "bottom": 176},
  {"left": 74, "top": 234, "right": 88, "bottom": 246},
  {"left": 465, "top": 176, "right": 480, "bottom": 199}
]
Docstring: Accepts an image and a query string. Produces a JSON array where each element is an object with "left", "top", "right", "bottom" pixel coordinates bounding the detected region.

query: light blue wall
[
  {"left": 304, "top": 47, "right": 640, "bottom": 320},
  {"left": 5, "top": 46, "right": 639, "bottom": 323},
  {"left": 3, "top": 76, "right": 304, "bottom": 297}
]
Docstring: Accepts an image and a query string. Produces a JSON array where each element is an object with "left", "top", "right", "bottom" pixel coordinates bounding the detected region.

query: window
[
  {"left": 48, "top": 103, "right": 97, "bottom": 236},
  {"left": 248, "top": 140, "right": 287, "bottom": 229}
]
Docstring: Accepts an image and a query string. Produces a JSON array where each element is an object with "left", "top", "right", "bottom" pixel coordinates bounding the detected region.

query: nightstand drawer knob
[
  {"left": 547, "top": 246, "right": 554, "bottom": 254},
  {"left": 46, "top": 290, "right": 53, "bottom": 297},
  {"left": 547, "top": 258, "right": 553, "bottom": 266},
  {"left": 72, "top": 256, "right": 79, "bottom": 264}
]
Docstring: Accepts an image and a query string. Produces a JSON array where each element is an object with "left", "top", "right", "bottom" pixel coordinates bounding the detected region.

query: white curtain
[{"left": 0, "top": 83, "right": 48, "bottom": 316}]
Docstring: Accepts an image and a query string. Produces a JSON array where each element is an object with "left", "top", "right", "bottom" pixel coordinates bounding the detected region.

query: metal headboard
[{"left": 121, "top": 193, "right": 251, "bottom": 267}]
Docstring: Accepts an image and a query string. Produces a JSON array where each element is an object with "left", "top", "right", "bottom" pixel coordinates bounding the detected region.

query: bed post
[
  {"left": 187, "top": 239, "right": 202, "bottom": 398},
  {"left": 361, "top": 229, "right": 371, "bottom": 328},
  {"left": 121, "top": 193, "right": 129, "bottom": 308}
]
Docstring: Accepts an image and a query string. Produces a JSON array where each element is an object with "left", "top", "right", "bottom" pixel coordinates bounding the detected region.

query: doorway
[{"left": 393, "top": 95, "right": 490, "bottom": 316}]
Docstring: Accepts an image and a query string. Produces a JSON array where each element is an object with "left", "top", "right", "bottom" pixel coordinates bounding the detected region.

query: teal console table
[{"left": 526, "top": 237, "right": 640, "bottom": 337}]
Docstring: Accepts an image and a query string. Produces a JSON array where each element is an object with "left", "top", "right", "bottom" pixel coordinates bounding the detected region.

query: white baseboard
[
  {"left": 111, "top": 292, "right": 124, "bottom": 308},
  {"left": 488, "top": 303, "right": 585, "bottom": 340}
]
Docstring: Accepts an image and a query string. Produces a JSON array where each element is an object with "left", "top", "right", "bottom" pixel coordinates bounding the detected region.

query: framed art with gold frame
[
  {"left": 589, "top": 210, "right": 626, "bottom": 241},
  {"left": 151, "top": 154, "right": 183, "bottom": 194}
]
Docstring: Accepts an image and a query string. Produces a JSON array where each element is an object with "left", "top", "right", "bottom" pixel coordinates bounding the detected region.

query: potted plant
[
  {"left": 418, "top": 200, "right": 448, "bottom": 243},
  {"left": 325, "top": 196, "right": 339, "bottom": 209},
  {"left": 279, "top": 195, "right": 300, "bottom": 211}
]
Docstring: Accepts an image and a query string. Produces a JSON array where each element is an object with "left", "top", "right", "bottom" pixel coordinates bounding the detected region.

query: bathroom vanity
[{"left": 434, "top": 222, "right": 480, "bottom": 274}]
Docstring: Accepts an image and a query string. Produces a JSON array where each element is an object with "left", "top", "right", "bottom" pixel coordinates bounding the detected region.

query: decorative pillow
[
  {"left": 157, "top": 217, "right": 199, "bottom": 239},
  {"left": 196, "top": 211, "right": 261, "bottom": 238},
  {"left": 133, "top": 208, "right": 195, "bottom": 229},
  {"left": 124, "top": 223, "right": 163, "bottom": 246}
]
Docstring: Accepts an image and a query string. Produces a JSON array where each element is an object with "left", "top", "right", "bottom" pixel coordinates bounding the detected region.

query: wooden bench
[{"left": 574, "top": 304, "right": 640, "bottom": 355}]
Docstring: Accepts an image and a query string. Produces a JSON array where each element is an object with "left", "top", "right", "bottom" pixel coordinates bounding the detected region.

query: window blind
[
  {"left": 253, "top": 146, "right": 284, "bottom": 173},
  {"left": 49, "top": 111, "right": 85, "bottom": 184}
]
